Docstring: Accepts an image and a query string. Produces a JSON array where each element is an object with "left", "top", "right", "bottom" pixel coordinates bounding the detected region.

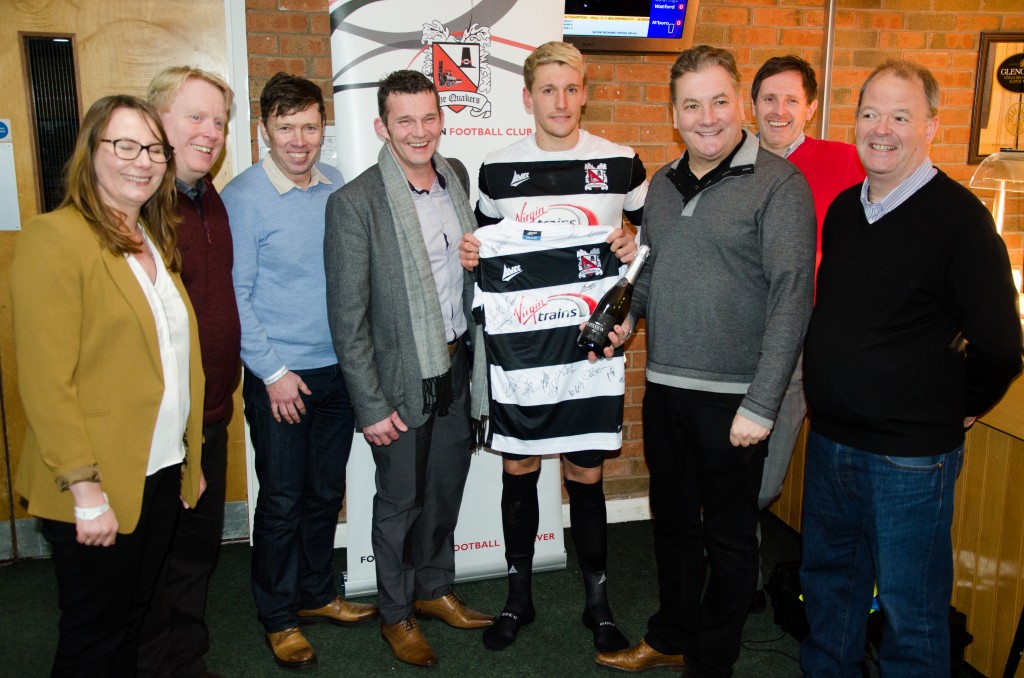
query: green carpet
[{"left": 0, "top": 516, "right": 804, "bottom": 676}]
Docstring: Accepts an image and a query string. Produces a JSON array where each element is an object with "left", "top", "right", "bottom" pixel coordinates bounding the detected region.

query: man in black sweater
[{"left": 801, "top": 60, "right": 1022, "bottom": 677}]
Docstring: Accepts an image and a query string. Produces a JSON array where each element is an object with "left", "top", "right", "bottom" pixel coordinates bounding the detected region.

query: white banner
[
  {"left": 328, "top": 0, "right": 563, "bottom": 200},
  {"left": 327, "top": 0, "right": 566, "bottom": 598}
]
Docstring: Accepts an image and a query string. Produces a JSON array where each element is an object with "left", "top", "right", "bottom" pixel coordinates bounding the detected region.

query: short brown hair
[
  {"left": 523, "top": 41, "right": 586, "bottom": 91},
  {"left": 670, "top": 45, "right": 741, "bottom": 104},
  {"left": 377, "top": 70, "right": 440, "bottom": 122},
  {"left": 857, "top": 60, "right": 939, "bottom": 118},
  {"left": 751, "top": 55, "right": 817, "bottom": 103},
  {"left": 61, "top": 96, "right": 181, "bottom": 270},
  {"left": 147, "top": 66, "right": 233, "bottom": 116},
  {"left": 260, "top": 72, "right": 325, "bottom": 126}
]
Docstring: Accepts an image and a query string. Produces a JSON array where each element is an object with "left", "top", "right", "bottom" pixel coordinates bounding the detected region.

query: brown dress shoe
[
  {"left": 595, "top": 639, "right": 687, "bottom": 673},
  {"left": 297, "top": 595, "right": 378, "bottom": 626},
  {"left": 381, "top": 616, "right": 438, "bottom": 667},
  {"left": 415, "top": 592, "right": 496, "bottom": 629},
  {"left": 265, "top": 627, "right": 317, "bottom": 669}
]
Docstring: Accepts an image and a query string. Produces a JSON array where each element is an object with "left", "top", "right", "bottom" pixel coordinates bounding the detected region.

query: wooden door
[{"left": 0, "top": 0, "right": 231, "bottom": 560}]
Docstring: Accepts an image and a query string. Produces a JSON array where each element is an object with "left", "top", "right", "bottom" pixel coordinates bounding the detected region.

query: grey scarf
[{"left": 378, "top": 143, "right": 488, "bottom": 426}]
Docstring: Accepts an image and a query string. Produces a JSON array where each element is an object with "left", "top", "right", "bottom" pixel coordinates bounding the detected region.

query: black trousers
[
  {"left": 43, "top": 463, "right": 181, "bottom": 678},
  {"left": 138, "top": 421, "right": 228, "bottom": 677},
  {"left": 641, "top": 383, "right": 766, "bottom": 678}
]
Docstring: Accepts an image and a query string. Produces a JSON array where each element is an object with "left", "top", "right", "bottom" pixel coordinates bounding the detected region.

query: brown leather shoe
[
  {"left": 265, "top": 627, "right": 317, "bottom": 669},
  {"left": 595, "top": 639, "right": 687, "bottom": 673},
  {"left": 415, "top": 592, "right": 496, "bottom": 629},
  {"left": 297, "top": 595, "right": 378, "bottom": 626},
  {"left": 381, "top": 616, "right": 438, "bottom": 667}
]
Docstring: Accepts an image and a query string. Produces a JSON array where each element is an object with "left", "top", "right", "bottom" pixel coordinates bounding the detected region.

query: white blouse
[{"left": 125, "top": 227, "right": 191, "bottom": 476}]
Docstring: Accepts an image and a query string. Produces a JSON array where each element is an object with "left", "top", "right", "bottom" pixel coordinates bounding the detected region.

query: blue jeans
[
  {"left": 800, "top": 431, "right": 963, "bottom": 678},
  {"left": 244, "top": 364, "right": 355, "bottom": 632}
]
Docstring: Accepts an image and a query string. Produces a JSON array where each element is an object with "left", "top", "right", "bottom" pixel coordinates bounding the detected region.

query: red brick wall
[
  {"left": 581, "top": 1, "right": 1024, "bottom": 251},
  {"left": 244, "top": 0, "right": 1024, "bottom": 501},
  {"left": 580, "top": 1, "right": 1024, "bottom": 497},
  {"left": 243, "top": 0, "right": 333, "bottom": 158}
]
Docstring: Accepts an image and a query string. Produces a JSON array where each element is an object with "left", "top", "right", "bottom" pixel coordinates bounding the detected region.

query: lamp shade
[{"left": 970, "top": 150, "right": 1024, "bottom": 192}]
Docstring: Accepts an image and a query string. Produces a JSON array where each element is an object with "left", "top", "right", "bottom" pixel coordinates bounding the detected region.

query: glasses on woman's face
[{"left": 99, "top": 138, "right": 174, "bottom": 163}]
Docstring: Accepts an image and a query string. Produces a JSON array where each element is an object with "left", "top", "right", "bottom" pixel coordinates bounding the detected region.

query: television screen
[{"left": 564, "top": 0, "right": 699, "bottom": 54}]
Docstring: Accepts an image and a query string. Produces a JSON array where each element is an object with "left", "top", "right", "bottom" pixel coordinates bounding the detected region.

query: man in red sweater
[
  {"left": 753, "top": 55, "right": 865, "bottom": 273},
  {"left": 139, "top": 66, "right": 242, "bottom": 678},
  {"left": 748, "top": 55, "right": 865, "bottom": 612}
]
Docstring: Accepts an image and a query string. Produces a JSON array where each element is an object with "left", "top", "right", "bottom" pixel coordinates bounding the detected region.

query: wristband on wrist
[
  {"left": 263, "top": 366, "right": 288, "bottom": 386},
  {"left": 74, "top": 493, "right": 110, "bottom": 520}
]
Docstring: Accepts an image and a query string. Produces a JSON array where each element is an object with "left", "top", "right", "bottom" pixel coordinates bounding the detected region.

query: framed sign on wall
[{"left": 969, "top": 32, "right": 1024, "bottom": 164}]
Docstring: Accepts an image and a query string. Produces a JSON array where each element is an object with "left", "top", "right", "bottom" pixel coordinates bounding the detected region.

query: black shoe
[
  {"left": 750, "top": 589, "right": 768, "bottom": 614},
  {"left": 482, "top": 606, "right": 535, "bottom": 651},
  {"left": 582, "top": 608, "right": 629, "bottom": 652}
]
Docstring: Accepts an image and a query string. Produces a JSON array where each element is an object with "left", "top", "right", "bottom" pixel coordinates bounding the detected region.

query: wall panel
[{"left": 0, "top": 0, "right": 237, "bottom": 558}]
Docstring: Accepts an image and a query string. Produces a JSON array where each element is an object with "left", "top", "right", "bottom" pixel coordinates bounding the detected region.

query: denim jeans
[
  {"left": 800, "top": 430, "right": 963, "bottom": 678},
  {"left": 244, "top": 364, "right": 355, "bottom": 632}
]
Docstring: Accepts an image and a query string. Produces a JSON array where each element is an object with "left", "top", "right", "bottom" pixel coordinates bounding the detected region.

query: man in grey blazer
[{"left": 325, "top": 70, "right": 492, "bottom": 668}]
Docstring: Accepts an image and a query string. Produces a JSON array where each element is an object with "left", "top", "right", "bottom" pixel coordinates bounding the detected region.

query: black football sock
[
  {"left": 567, "top": 478, "right": 628, "bottom": 652},
  {"left": 483, "top": 470, "right": 539, "bottom": 651}
]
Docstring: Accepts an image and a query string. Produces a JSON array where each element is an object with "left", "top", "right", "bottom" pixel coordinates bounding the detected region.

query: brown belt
[{"left": 447, "top": 335, "right": 463, "bottom": 356}]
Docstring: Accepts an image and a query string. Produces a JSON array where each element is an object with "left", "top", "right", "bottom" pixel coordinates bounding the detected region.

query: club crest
[
  {"left": 577, "top": 248, "right": 603, "bottom": 278},
  {"left": 422, "top": 21, "right": 492, "bottom": 118},
  {"left": 584, "top": 162, "right": 609, "bottom": 191}
]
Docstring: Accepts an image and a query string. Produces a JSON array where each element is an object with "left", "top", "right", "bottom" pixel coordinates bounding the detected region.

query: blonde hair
[
  {"left": 858, "top": 60, "right": 939, "bottom": 118},
  {"left": 523, "top": 41, "right": 587, "bottom": 91},
  {"left": 147, "top": 66, "right": 233, "bottom": 115},
  {"left": 60, "top": 96, "right": 181, "bottom": 271}
]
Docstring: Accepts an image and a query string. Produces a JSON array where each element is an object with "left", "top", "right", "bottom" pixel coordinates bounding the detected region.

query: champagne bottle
[{"left": 576, "top": 244, "right": 651, "bottom": 354}]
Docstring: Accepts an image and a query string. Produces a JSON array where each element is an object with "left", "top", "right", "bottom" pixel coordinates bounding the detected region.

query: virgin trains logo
[
  {"left": 513, "top": 202, "right": 599, "bottom": 225},
  {"left": 512, "top": 293, "right": 596, "bottom": 326}
]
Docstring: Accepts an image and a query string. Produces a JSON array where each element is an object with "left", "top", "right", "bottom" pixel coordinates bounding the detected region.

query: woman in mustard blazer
[{"left": 11, "top": 95, "right": 205, "bottom": 676}]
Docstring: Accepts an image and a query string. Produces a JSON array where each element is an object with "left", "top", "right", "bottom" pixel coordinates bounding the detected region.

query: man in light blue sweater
[{"left": 222, "top": 72, "right": 377, "bottom": 670}]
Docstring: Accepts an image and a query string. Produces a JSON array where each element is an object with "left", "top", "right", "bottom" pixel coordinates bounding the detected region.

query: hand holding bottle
[
  {"left": 576, "top": 245, "right": 650, "bottom": 355},
  {"left": 583, "top": 316, "right": 634, "bottom": 363}
]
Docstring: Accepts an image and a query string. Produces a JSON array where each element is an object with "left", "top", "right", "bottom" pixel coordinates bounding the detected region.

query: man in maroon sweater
[{"left": 139, "top": 66, "right": 242, "bottom": 678}]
